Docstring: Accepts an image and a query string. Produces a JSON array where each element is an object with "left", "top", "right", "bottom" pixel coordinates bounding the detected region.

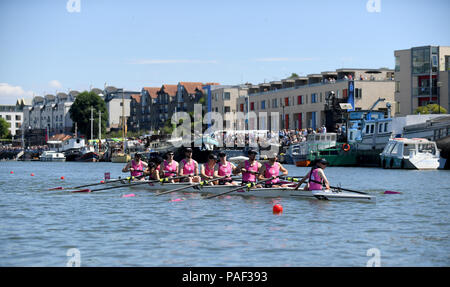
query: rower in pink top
[
  {"left": 258, "top": 153, "right": 288, "bottom": 188},
  {"left": 296, "top": 158, "right": 330, "bottom": 190},
  {"left": 215, "top": 152, "right": 238, "bottom": 185},
  {"left": 234, "top": 149, "right": 262, "bottom": 187},
  {"left": 178, "top": 148, "right": 200, "bottom": 183},
  {"left": 201, "top": 154, "right": 218, "bottom": 185},
  {"left": 159, "top": 151, "right": 179, "bottom": 183},
  {"left": 122, "top": 153, "right": 148, "bottom": 181}
]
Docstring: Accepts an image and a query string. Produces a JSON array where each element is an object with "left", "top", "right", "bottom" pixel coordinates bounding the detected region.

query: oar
[
  {"left": 329, "top": 185, "right": 369, "bottom": 195},
  {"left": 71, "top": 177, "right": 167, "bottom": 193},
  {"left": 204, "top": 176, "right": 276, "bottom": 199},
  {"left": 48, "top": 172, "right": 146, "bottom": 190},
  {"left": 155, "top": 175, "right": 230, "bottom": 196}
]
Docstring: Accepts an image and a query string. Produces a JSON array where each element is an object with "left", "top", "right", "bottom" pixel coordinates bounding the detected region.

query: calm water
[{"left": 0, "top": 161, "right": 449, "bottom": 266}]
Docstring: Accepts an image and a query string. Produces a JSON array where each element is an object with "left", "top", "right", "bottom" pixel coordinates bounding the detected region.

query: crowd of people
[{"left": 122, "top": 148, "right": 330, "bottom": 191}]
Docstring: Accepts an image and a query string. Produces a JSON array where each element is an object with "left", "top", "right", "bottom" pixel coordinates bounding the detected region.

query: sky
[{"left": 0, "top": 0, "right": 449, "bottom": 104}]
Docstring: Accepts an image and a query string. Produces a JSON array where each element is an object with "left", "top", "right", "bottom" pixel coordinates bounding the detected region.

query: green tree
[
  {"left": 288, "top": 73, "right": 299, "bottom": 79},
  {"left": 414, "top": 104, "right": 447, "bottom": 115},
  {"left": 0, "top": 117, "right": 10, "bottom": 138},
  {"left": 69, "top": 91, "right": 108, "bottom": 139}
]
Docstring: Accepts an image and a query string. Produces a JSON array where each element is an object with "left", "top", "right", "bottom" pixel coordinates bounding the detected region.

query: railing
[{"left": 413, "top": 87, "right": 438, "bottom": 97}]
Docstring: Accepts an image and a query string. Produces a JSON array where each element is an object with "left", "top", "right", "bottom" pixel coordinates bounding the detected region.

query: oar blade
[{"left": 72, "top": 189, "right": 92, "bottom": 193}]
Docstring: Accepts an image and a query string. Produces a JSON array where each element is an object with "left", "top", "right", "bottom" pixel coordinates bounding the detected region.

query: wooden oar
[
  {"left": 155, "top": 175, "right": 231, "bottom": 196},
  {"left": 204, "top": 176, "right": 276, "bottom": 199}
]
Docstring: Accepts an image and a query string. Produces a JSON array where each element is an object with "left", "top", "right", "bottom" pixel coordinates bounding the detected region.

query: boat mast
[{"left": 122, "top": 89, "right": 125, "bottom": 152}]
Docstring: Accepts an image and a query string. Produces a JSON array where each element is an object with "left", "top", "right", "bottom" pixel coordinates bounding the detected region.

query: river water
[{"left": 0, "top": 161, "right": 449, "bottom": 266}]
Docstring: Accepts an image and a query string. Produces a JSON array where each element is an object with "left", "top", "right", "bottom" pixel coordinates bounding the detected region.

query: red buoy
[
  {"left": 273, "top": 204, "right": 283, "bottom": 214},
  {"left": 60, "top": 176, "right": 65, "bottom": 180},
  {"left": 31, "top": 173, "right": 35, "bottom": 176},
  {"left": 100, "top": 180, "right": 105, "bottom": 184},
  {"left": 10, "top": 171, "right": 14, "bottom": 174}
]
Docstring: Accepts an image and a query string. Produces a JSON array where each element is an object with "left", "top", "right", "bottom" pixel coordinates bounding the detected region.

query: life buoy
[{"left": 342, "top": 143, "right": 351, "bottom": 152}]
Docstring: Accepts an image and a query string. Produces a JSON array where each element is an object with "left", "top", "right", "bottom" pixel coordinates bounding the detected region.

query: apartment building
[
  {"left": 394, "top": 45, "right": 450, "bottom": 116},
  {"left": 23, "top": 91, "right": 78, "bottom": 134},
  {"left": 103, "top": 87, "right": 140, "bottom": 130},
  {"left": 204, "top": 84, "right": 249, "bottom": 130},
  {"left": 0, "top": 104, "right": 25, "bottom": 137},
  {"left": 236, "top": 68, "right": 395, "bottom": 131}
]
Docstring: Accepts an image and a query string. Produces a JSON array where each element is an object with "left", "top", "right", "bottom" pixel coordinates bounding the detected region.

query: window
[
  {"left": 261, "top": 100, "right": 266, "bottom": 110},
  {"left": 16, "top": 115, "right": 21, "bottom": 121},
  {"left": 240, "top": 103, "right": 244, "bottom": 112},
  {"left": 395, "top": 56, "right": 400, "bottom": 72},
  {"left": 284, "top": 97, "right": 289, "bottom": 106},
  {"left": 297, "top": 95, "right": 303, "bottom": 105},
  {"left": 272, "top": 99, "right": 278, "bottom": 108},
  {"left": 384, "top": 123, "right": 388, "bottom": 132},
  {"left": 223, "top": 92, "right": 231, "bottom": 100},
  {"left": 6, "top": 115, "right": 11, "bottom": 121},
  {"left": 224, "top": 106, "right": 231, "bottom": 113},
  {"left": 250, "top": 102, "right": 255, "bottom": 111},
  {"left": 311, "top": 93, "right": 317, "bottom": 103},
  {"left": 395, "top": 81, "right": 400, "bottom": 92},
  {"left": 446, "top": 56, "right": 450, "bottom": 71}
]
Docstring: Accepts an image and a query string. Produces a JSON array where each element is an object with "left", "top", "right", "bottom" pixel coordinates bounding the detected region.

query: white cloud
[
  {"left": 131, "top": 59, "right": 218, "bottom": 65},
  {"left": 0, "top": 83, "right": 35, "bottom": 105},
  {"left": 49, "top": 80, "right": 63, "bottom": 89},
  {"left": 253, "top": 57, "right": 316, "bottom": 62}
]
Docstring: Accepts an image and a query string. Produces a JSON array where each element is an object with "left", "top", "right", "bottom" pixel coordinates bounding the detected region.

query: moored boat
[
  {"left": 380, "top": 138, "right": 440, "bottom": 170},
  {"left": 39, "top": 150, "right": 66, "bottom": 162}
]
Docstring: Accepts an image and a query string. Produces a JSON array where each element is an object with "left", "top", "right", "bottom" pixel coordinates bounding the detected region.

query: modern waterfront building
[
  {"left": 394, "top": 45, "right": 450, "bottom": 116},
  {"left": 235, "top": 68, "right": 395, "bottom": 131},
  {"left": 204, "top": 84, "right": 249, "bottom": 130}
]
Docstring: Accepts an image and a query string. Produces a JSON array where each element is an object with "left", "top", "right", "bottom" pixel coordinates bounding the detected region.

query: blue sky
[{"left": 1, "top": 0, "right": 449, "bottom": 104}]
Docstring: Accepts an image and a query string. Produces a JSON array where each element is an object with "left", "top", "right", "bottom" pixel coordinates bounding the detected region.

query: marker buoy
[
  {"left": 100, "top": 180, "right": 105, "bottom": 184},
  {"left": 273, "top": 204, "right": 283, "bottom": 214},
  {"left": 60, "top": 176, "right": 65, "bottom": 180},
  {"left": 10, "top": 171, "right": 14, "bottom": 174},
  {"left": 122, "top": 193, "right": 136, "bottom": 198},
  {"left": 31, "top": 173, "right": 35, "bottom": 176}
]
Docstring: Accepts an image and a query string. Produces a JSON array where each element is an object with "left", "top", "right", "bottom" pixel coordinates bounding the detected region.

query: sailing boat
[{"left": 111, "top": 89, "right": 131, "bottom": 163}]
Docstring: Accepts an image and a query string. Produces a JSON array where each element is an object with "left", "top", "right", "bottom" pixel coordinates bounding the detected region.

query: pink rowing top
[
  {"left": 264, "top": 162, "right": 280, "bottom": 184},
  {"left": 131, "top": 160, "right": 143, "bottom": 177},
  {"left": 163, "top": 160, "right": 177, "bottom": 177},
  {"left": 181, "top": 159, "right": 197, "bottom": 176},
  {"left": 242, "top": 160, "right": 258, "bottom": 182},
  {"left": 218, "top": 161, "right": 232, "bottom": 177}
]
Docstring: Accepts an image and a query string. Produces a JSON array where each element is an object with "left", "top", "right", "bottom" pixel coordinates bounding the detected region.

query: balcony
[{"left": 413, "top": 87, "right": 438, "bottom": 97}]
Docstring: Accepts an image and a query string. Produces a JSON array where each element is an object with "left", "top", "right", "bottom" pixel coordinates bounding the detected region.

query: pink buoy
[
  {"left": 170, "top": 198, "right": 184, "bottom": 202},
  {"left": 122, "top": 193, "right": 136, "bottom": 198}
]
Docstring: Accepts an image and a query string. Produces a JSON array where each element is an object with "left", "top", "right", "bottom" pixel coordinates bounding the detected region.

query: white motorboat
[
  {"left": 39, "top": 150, "right": 66, "bottom": 162},
  {"left": 380, "top": 138, "right": 440, "bottom": 170}
]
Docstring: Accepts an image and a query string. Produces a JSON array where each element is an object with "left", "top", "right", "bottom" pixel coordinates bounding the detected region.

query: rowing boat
[{"left": 122, "top": 181, "right": 376, "bottom": 203}]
